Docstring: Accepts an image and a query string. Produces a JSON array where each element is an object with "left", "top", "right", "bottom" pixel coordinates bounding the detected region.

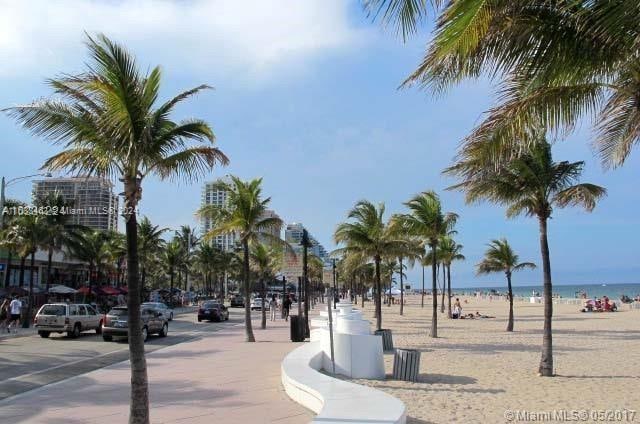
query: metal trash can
[
  {"left": 374, "top": 328, "right": 394, "bottom": 352},
  {"left": 290, "top": 315, "right": 304, "bottom": 342},
  {"left": 393, "top": 348, "right": 421, "bottom": 382}
]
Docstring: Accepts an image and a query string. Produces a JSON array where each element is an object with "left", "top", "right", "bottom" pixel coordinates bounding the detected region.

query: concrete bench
[{"left": 281, "top": 341, "right": 406, "bottom": 424}]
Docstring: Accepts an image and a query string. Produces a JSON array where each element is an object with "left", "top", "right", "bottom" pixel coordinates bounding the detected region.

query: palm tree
[
  {"left": 365, "top": 1, "right": 640, "bottom": 169},
  {"left": 446, "top": 139, "right": 605, "bottom": 376},
  {"left": 438, "top": 236, "right": 465, "bottom": 318},
  {"left": 394, "top": 191, "right": 457, "bottom": 337},
  {"left": 0, "top": 199, "right": 25, "bottom": 288},
  {"left": 334, "top": 200, "right": 405, "bottom": 331},
  {"left": 163, "top": 239, "right": 184, "bottom": 307},
  {"left": 104, "top": 231, "right": 127, "bottom": 287},
  {"left": 477, "top": 239, "right": 536, "bottom": 331},
  {"left": 138, "top": 217, "right": 168, "bottom": 294},
  {"left": 199, "top": 176, "right": 283, "bottom": 342},
  {"left": 249, "top": 242, "right": 282, "bottom": 329},
  {"left": 34, "top": 191, "right": 79, "bottom": 292},
  {"left": 66, "top": 229, "right": 110, "bottom": 298},
  {"left": 6, "top": 214, "right": 48, "bottom": 325},
  {"left": 3, "top": 34, "right": 228, "bottom": 423},
  {"left": 194, "top": 242, "right": 219, "bottom": 296},
  {"left": 175, "top": 226, "right": 198, "bottom": 292}
]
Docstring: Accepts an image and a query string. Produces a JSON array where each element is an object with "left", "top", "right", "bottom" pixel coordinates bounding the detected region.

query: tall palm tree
[
  {"left": 163, "top": 239, "right": 184, "bottom": 307},
  {"left": 34, "top": 191, "right": 80, "bottom": 292},
  {"left": 334, "top": 200, "right": 405, "bottom": 331},
  {"left": 365, "top": 0, "right": 640, "bottom": 169},
  {"left": 66, "top": 229, "right": 110, "bottom": 297},
  {"left": 477, "top": 238, "right": 536, "bottom": 331},
  {"left": 446, "top": 139, "right": 605, "bottom": 376},
  {"left": 194, "top": 242, "right": 219, "bottom": 296},
  {"left": 249, "top": 242, "right": 283, "bottom": 329},
  {"left": 138, "top": 217, "right": 168, "bottom": 293},
  {"left": 3, "top": 34, "right": 228, "bottom": 423},
  {"left": 394, "top": 191, "right": 457, "bottom": 337},
  {"left": 175, "top": 226, "right": 198, "bottom": 292},
  {"left": 199, "top": 176, "right": 283, "bottom": 342},
  {"left": 105, "top": 231, "right": 127, "bottom": 287},
  {"left": 0, "top": 199, "right": 25, "bottom": 288},
  {"left": 6, "top": 214, "right": 48, "bottom": 325},
  {"left": 438, "top": 236, "right": 465, "bottom": 318}
]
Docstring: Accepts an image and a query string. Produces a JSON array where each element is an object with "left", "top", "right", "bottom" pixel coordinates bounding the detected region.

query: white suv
[{"left": 34, "top": 303, "right": 102, "bottom": 338}]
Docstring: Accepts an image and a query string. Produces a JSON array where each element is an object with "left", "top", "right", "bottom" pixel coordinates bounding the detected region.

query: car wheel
[
  {"left": 68, "top": 324, "right": 80, "bottom": 338},
  {"left": 38, "top": 331, "right": 50, "bottom": 338},
  {"left": 159, "top": 323, "right": 168, "bottom": 337},
  {"left": 141, "top": 327, "right": 148, "bottom": 342},
  {"left": 102, "top": 334, "right": 113, "bottom": 342},
  {"left": 225, "top": 315, "right": 229, "bottom": 321},
  {"left": 197, "top": 317, "right": 202, "bottom": 322}
]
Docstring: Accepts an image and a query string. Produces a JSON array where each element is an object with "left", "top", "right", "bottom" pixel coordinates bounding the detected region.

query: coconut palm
[
  {"left": 33, "top": 191, "right": 80, "bottom": 292},
  {"left": 334, "top": 200, "right": 405, "bottom": 331},
  {"left": 163, "top": 239, "right": 184, "bottom": 307},
  {"left": 0, "top": 199, "right": 25, "bottom": 288},
  {"left": 66, "top": 229, "right": 111, "bottom": 296},
  {"left": 138, "top": 217, "right": 168, "bottom": 293},
  {"left": 366, "top": 0, "right": 640, "bottom": 169},
  {"left": 199, "top": 176, "right": 284, "bottom": 342},
  {"left": 3, "top": 34, "right": 228, "bottom": 423},
  {"left": 194, "top": 242, "right": 220, "bottom": 296},
  {"left": 477, "top": 238, "right": 536, "bottom": 331},
  {"left": 104, "top": 231, "right": 127, "bottom": 287},
  {"left": 393, "top": 191, "right": 457, "bottom": 337},
  {"left": 175, "top": 226, "right": 198, "bottom": 292},
  {"left": 438, "top": 236, "right": 465, "bottom": 318},
  {"left": 446, "top": 139, "right": 605, "bottom": 376},
  {"left": 249, "top": 242, "right": 283, "bottom": 329}
]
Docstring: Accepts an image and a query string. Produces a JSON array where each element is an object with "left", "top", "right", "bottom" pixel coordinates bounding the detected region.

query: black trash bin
[{"left": 290, "top": 315, "right": 304, "bottom": 342}]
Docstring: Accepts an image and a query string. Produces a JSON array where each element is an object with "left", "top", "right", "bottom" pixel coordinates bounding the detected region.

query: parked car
[
  {"left": 197, "top": 302, "right": 229, "bottom": 322},
  {"left": 250, "top": 298, "right": 270, "bottom": 311},
  {"left": 230, "top": 295, "right": 244, "bottom": 308},
  {"left": 102, "top": 306, "right": 168, "bottom": 342},
  {"left": 141, "top": 302, "right": 174, "bottom": 320},
  {"left": 34, "top": 303, "right": 102, "bottom": 338}
]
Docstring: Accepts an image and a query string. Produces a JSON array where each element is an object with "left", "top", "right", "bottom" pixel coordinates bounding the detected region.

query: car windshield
[
  {"left": 203, "top": 303, "right": 220, "bottom": 309},
  {"left": 40, "top": 305, "right": 66, "bottom": 316},
  {"left": 108, "top": 308, "right": 128, "bottom": 316}
]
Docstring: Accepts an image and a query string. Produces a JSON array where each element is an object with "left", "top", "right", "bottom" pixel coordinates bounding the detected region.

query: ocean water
[{"left": 458, "top": 283, "right": 640, "bottom": 299}]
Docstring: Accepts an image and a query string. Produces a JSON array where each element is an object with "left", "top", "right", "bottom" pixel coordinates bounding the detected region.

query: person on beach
[
  {"left": 453, "top": 298, "right": 462, "bottom": 319},
  {"left": 7, "top": 295, "right": 22, "bottom": 333},
  {"left": 269, "top": 294, "right": 278, "bottom": 321},
  {"left": 283, "top": 294, "right": 291, "bottom": 321}
]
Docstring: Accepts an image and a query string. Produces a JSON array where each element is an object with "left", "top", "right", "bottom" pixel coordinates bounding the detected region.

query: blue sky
[{"left": 1, "top": 1, "right": 638, "bottom": 288}]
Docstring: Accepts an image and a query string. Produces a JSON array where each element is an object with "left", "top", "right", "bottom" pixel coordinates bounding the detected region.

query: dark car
[
  {"left": 230, "top": 295, "right": 244, "bottom": 308},
  {"left": 102, "top": 306, "right": 168, "bottom": 342},
  {"left": 198, "top": 302, "right": 229, "bottom": 322}
]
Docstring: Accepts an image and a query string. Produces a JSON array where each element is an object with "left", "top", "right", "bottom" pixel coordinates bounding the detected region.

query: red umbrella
[{"left": 99, "top": 286, "right": 120, "bottom": 296}]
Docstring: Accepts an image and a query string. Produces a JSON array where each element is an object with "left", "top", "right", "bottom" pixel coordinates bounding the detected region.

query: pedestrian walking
[
  {"left": 269, "top": 294, "right": 278, "bottom": 321},
  {"left": 7, "top": 294, "right": 22, "bottom": 334},
  {"left": 0, "top": 297, "right": 9, "bottom": 331},
  {"left": 283, "top": 294, "right": 291, "bottom": 322}
]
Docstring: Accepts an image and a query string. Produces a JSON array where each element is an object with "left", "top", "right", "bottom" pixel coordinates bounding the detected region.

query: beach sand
[{"left": 341, "top": 295, "right": 640, "bottom": 423}]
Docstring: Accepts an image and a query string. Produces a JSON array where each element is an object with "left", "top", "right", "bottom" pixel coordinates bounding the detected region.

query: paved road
[{"left": 0, "top": 307, "right": 250, "bottom": 401}]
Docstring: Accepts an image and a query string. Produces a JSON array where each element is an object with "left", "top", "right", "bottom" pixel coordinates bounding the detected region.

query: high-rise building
[
  {"left": 32, "top": 177, "right": 119, "bottom": 231},
  {"left": 285, "top": 223, "right": 328, "bottom": 261},
  {"left": 200, "top": 176, "right": 237, "bottom": 251},
  {"left": 258, "top": 209, "right": 283, "bottom": 242}
]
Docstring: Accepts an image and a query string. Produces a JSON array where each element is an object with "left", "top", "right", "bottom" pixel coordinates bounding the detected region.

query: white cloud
[{"left": 0, "top": 0, "right": 365, "bottom": 80}]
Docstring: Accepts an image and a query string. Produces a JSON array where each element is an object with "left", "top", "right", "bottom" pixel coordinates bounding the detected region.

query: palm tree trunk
[
  {"left": 447, "top": 264, "right": 452, "bottom": 319},
  {"left": 124, "top": 179, "right": 149, "bottom": 424},
  {"left": 430, "top": 244, "right": 438, "bottom": 338},
  {"left": 440, "top": 264, "right": 445, "bottom": 313},
  {"left": 399, "top": 257, "right": 404, "bottom": 316},
  {"left": 538, "top": 216, "right": 553, "bottom": 376},
  {"left": 506, "top": 271, "right": 514, "bottom": 332},
  {"left": 260, "top": 278, "right": 267, "bottom": 330},
  {"left": 374, "top": 255, "right": 382, "bottom": 331},
  {"left": 243, "top": 239, "right": 255, "bottom": 342},
  {"left": 421, "top": 263, "right": 425, "bottom": 308},
  {"left": 4, "top": 251, "right": 12, "bottom": 288},
  {"left": 19, "top": 255, "right": 26, "bottom": 287},
  {"left": 360, "top": 279, "right": 365, "bottom": 308},
  {"left": 27, "top": 252, "right": 36, "bottom": 327},
  {"left": 46, "top": 247, "right": 53, "bottom": 293},
  {"left": 169, "top": 269, "right": 174, "bottom": 307}
]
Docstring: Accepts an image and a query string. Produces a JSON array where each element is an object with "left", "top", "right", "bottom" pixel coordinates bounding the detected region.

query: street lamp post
[
  {"left": 332, "top": 258, "right": 337, "bottom": 309},
  {"left": 301, "top": 229, "right": 310, "bottom": 337}
]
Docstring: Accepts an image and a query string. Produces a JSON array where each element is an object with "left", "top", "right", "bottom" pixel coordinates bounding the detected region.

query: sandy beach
[{"left": 338, "top": 295, "right": 640, "bottom": 423}]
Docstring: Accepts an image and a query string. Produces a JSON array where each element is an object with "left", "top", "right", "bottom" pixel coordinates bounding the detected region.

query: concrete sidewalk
[{"left": 0, "top": 317, "right": 313, "bottom": 423}]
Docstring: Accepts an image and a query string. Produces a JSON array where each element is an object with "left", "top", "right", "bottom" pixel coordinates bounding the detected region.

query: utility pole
[
  {"left": 332, "top": 258, "right": 337, "bottom": 309},
  {"left": 302, "top": 229, "right": 310, "bottom": 337}
]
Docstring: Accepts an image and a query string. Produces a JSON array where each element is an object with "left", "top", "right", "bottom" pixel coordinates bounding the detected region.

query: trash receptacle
[{"left": 290, "top": 315, "right": 304, "bottom": 342}]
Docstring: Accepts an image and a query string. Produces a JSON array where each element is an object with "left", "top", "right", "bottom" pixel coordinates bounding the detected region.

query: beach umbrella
[
  {"left": 98, "top": 286, "right": 120, "bottom": 296},
  {"left": 48, "top": 285, "right": 78, "bottom": 294}
]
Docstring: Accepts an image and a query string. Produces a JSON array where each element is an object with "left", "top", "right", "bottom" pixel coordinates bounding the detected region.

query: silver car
[
  {"left": 34, "top": 303, "right": 101, "bottom": 338},
  {"left": 141, "top": 302, "right": 174, "bottom": 321},
  {"left": 102, "top": 306, "right": 168, "bottom": 342}
]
